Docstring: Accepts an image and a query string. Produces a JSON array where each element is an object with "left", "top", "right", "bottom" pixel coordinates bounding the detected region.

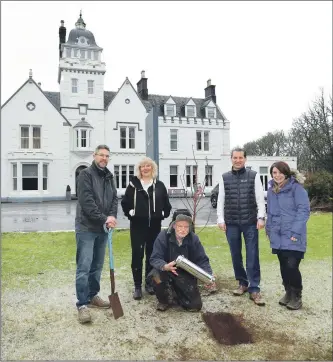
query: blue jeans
[
  {"left": 75, "top": 232, "right": 108, "bottom": 308},
  {"left": 226, "top": 224, "right": 261, "bottom": 293}
]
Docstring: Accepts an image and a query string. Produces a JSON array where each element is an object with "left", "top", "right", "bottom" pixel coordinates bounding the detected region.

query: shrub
[{"left": 304, "top": 171, "right": 333, "bottom": 208}]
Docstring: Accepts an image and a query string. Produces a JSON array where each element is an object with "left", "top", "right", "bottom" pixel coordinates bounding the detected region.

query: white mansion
[{"left": 1, "top": 13, "right": 296, "bottom": 202}]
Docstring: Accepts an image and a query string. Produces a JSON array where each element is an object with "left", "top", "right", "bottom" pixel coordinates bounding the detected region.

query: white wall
[{"left": 1, "top": 80, "right": 70, "bottom": 200}]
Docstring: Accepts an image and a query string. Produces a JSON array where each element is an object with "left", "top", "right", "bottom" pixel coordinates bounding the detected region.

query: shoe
[
  {"left": 145, "top": 283, "right": 155, "bottom": 295},
  {"left": 249, "top": 292, "right": 266, "bottom": 306},
  {"left": 78, "top": 305, "right": 92, "bottom": 324},
  {"left": 286, "top": 288, "right": 302, "bottom": 310},
  {"left": 88, "top": 295, "right": 110, "bottom": 309},
  {"left": 156, "top": 302, "right": 169, "bottom": 311},
  {"left": 133, "top": 287, "right": 143, "bottom": 300},
  {"left": 279, "top": 288, "right": 292, "bottom": 306},
  {"left": 233, "top": 285, "right": 248, "bottom": 296},
  {"left": 204, "top": 282, "right": 217, "bottom": 294}
]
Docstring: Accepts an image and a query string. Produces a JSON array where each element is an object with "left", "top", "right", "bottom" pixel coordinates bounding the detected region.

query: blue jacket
[{"left": 266, "top": 177, "right": 310, "bottom": 252}]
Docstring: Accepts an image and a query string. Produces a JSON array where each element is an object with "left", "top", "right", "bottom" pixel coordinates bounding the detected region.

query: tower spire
[{"left": 75, "top": 10, "right": 86, "bottom": 29}]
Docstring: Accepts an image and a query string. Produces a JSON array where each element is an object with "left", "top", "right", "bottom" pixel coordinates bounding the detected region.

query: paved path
[{"left": 1, "top": 198, "right": 217, "bottom": 232}]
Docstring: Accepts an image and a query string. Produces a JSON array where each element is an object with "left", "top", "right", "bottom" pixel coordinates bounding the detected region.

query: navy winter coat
[{"left": 266, "top": 177, "right": 310, "bottom": 252}]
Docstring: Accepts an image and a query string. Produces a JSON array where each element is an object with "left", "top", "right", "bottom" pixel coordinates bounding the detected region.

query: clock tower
[{"left": 58, "top": 12, "right": 106, "bottom": 111}]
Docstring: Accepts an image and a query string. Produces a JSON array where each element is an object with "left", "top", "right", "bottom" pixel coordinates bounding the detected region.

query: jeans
[
  {"left": 277, "top": 251, "right": 303, "bottom": 290},
  {"left": 75, "top": 232, "right": 108, "bottom": 308},
  {"left": 226, "top": 223, "right": 261, "bottom": 293}
]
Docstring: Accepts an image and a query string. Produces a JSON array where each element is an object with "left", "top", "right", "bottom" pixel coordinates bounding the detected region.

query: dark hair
[
  {"left": 95, "top": 144, "right": 110, "bottom": 153},
  {"left": 231, "top": 147, "right": 247, "bottom": 158},
  {"left": 270, "top": 161, "right": 291, "bottom": 178}
]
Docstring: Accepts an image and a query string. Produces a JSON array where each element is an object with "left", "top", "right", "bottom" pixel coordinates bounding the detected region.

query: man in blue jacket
[
  {"left": 75, "top": 145, "right": 118, "bottom": 324},
  {"left": 149, "top": 214, "right": 214, "bottom": 312}
]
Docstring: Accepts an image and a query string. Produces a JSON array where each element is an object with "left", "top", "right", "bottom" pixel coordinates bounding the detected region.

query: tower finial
[
  {"left": 80, "top": 9, "right": 82, "bottom": 18},
  {"left": 29, "top": 69, "right": 33, "bottom": 78},
  {"left": 75, "top": 10, "right": 86, "bottom": 29}
]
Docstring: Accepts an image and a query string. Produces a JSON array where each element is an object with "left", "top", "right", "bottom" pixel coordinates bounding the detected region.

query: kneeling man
[{"left": 149, "top": 214, "right": 214, "bottom": 312}]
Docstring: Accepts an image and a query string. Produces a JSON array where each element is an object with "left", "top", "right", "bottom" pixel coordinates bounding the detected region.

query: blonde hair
[{"left": 135, "top": 157, "right": 158, "bottom": 179}]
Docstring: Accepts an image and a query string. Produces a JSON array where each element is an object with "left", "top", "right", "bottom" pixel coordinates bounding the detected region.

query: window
[
  {"left": 80, "top": 50, "right": 85, "bottom": 59},
  {"left": 196, "top": 130, "right": 209, "bottom": 151},
  {"left": 87, "top": 50, "right": 92, "bottom": 59},
  {"left": 120, "top": 127, "right": 126, "bottom": 149},
  {"left": 21, "top": 126, "right": 29, "bottom": 149},
  {"left": 121, "top": 165, "right": 127, "bottom": 188},
  {"left": 76, "top": 129, "right": 90, "bottom": 149},
  {"left": 72, "top": 79, "right": 78, "bottom": 93},
  {"left": 129, "top": 165, "right": 134, "bottom": 180},
  {"left": 129, "top": 127, "right": 135, "bottom": 149},
  {"left": 204, "top": 131, "right": 209, "bottom": 151},
  {"left": 170, "top": 129, "right": 178, "bottom": 151},
  {"left": 166, "top": 104, "right": 175, "bottom": 117},
  {"left": 205, "top": 165, "right": 213, "bottom": 186},
  {"left": 113, "top": 165, "right": 134, "bottom": 188},
  {"left": 79, "top": 104, "right": 87, "bottom": 115},
  {"left": 259, "top": 166, "right": 269, "bottom": 191},
  {"left": 22, "top": 164, "right": 38, "bottom": 191},
  {"left": 81, "top": 130, "right": 87, "bottom": 147},
  {"left": 87, "top": 80, "right": 94, "bottom": 94},
  {"left": 207, "top": 107, "right": 216, "bottom": 118},
  {"left": 43, "top": 164, "right": 48, "bottom": 190},
  {"left": 114, "top": 166, "right": 120, "bottom": 188},
  {"left": 186, "top": 105, "right": 196, "bottom": 117},
  {"left": 20, "top": 126, "right": 41, "bottom": 149},
  {"left": 119, "top": 126, "right": 136, "bottom": 149},
  {"left": 33, "top": 127, "right": 41, "bottom": 149},
  {"left": 65, "top": 47, "right": 71, "bottom": 57},
  {"left": 12, "top": 163, "right": 17, "bottom": 191},
  {"left": 170, "top": 166, "right": 178, "bottom": 187},
  {"left": 93, "top": 51, "right": 99, "bottom": 60},
  {"left": 186, "top": 165, "right": 197, "bottom": 187},
  {"left": 74, "top": 49, "right": 79, "bottom": 57}
]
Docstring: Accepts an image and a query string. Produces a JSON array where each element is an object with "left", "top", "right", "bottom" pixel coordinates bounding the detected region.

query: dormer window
[
  {"left": 206, "top": 106, "right": 216, "bottom": 119},
  {"left": 165, "top": 104, "right": 175, "bottom": 117},
  {"left": 186, "top": 105, "right": 196, "bottom": 117}
]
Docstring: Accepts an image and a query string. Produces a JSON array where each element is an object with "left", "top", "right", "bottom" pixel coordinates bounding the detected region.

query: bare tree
[{"left": 179, "top": 146, "right": 212, "bottom": 232}]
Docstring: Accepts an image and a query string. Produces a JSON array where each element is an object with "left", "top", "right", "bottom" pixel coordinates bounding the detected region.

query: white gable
[
  {"left": 206, "top": 100, "right": 216, "bottom": 108},
  {"left": 186, "top": 98, "right": 196, "bottom": 106},
  {"left": 165, "top": 96, "right": 176, "bottom": 105}
]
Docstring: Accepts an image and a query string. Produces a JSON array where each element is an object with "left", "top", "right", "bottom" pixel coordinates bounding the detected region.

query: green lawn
[{"left": 2, "top": 213, "right": 331, "bottom": 290}]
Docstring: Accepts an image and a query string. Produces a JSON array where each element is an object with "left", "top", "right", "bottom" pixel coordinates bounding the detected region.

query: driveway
[{"left": 1, "top": 198, "right": 217, "bottom": 232}]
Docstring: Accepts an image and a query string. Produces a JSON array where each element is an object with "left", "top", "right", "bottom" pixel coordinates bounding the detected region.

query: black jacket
[
  {"left": 121, "top": 176, "right": 172, "bottom": 223},
  {"left": 150, "top": 227, "right": 212, "bottom": 274},
  {"left": 75, "top": 161, "right": 118, "bottom": 232},
  {"left": 222, "top": 167, "right": 257, "bottom": 225}
]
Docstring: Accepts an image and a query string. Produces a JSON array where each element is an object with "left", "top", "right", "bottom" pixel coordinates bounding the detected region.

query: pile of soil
[{"left": 203, "top": 311, "right": 253, "bottom": 345}]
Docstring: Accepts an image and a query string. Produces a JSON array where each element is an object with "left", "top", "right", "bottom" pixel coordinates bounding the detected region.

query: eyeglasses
[
  {"left": 175, "top": 225, "right": 190, "bottom": 229},
  {"left": 96, "top": 154, "right": 110, "bottom": 158}
]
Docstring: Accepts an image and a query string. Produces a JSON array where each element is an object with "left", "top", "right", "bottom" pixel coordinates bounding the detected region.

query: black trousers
[
  {"left": 130, "top": 220, "right": 161, "bottom": 288},
  {"left": 277, "top": 250, "right": 303, "bottom": 290},
  {"left": 150, "top": 269, "right": 202, "bottom": 311}
]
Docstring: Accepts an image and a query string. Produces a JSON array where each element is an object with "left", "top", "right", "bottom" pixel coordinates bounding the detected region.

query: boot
[
  {"left": 279, "top": 286, "right": 292, "bottom": 306},
  {"left": 286, "top": 288, "right": 302, "bottom": 310},
  {"left": 133, "top": 287, "right": 143, "bottom": 300}
]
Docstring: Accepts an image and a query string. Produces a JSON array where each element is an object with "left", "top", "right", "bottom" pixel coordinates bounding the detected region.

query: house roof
[
  {"left": 73, "top": 118, "right": 93, "bottom": 128},
  {"left": 2, "top": 81, "right": 226, "bottom": 123}
]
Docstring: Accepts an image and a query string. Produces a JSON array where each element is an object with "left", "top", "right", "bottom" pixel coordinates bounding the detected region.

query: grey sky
[{"left": 1, "top": 1, "right": 332, "bottom": 147}]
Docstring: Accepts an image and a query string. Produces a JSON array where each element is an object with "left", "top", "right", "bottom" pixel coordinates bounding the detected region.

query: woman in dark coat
[
  {"left": 121, "top": 157, "right": 172, "bottom": 300},
  {"left": 266, "top": 161, "right": 310, "bottom": 310}
]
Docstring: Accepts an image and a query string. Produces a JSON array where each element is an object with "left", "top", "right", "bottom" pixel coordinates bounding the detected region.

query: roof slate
[{"left": 42, "top": 91, "right": 226, "bottom": 120}]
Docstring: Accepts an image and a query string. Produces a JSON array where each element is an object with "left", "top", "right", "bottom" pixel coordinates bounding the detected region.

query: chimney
[
  {"left": 59, "top": 20, "right": 66, "bottom": 58},
  {"left": 137, "top": 70, "right": 148, "bottom": 101},
  {"left": 204, "top": 78, "right": 216, "bottom": 104}
]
